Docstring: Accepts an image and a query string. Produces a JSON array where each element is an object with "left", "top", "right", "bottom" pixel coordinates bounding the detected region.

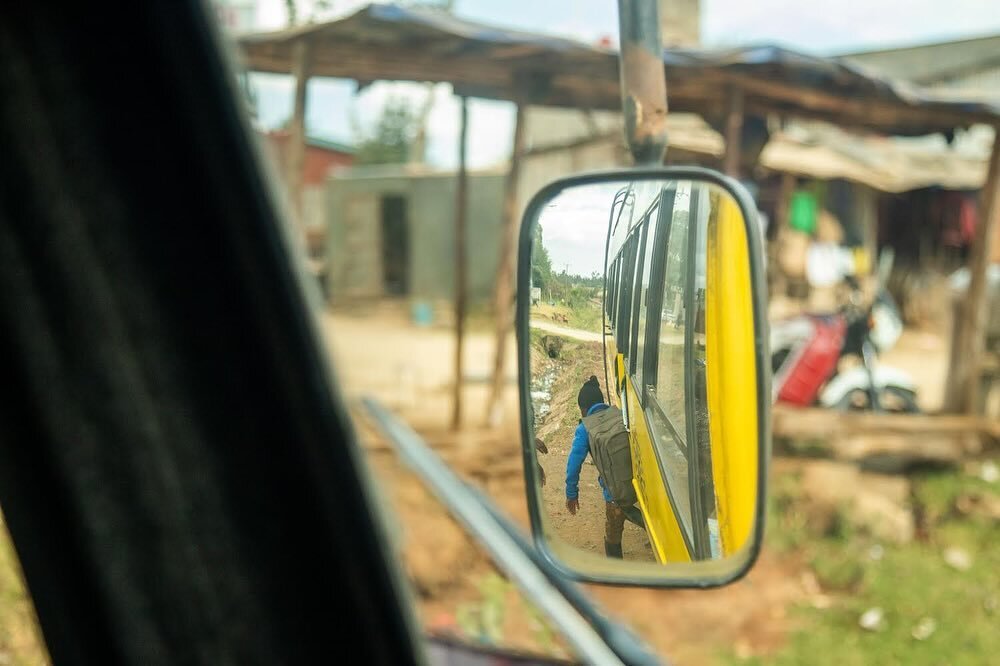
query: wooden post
[
  {"left": 723, "top": 86, "right": 744, "bottom": 178},
  {"left": 287, "top": 37, "right": 312, "bottom": 224},
  {"left": 485, "top": 103, "right": 526, "bottom": 427},
  {"left": 944, "top": 128, "right": 1000, "bottom": 414},
  {"left": 451, "top": 97, "right": 469, "bottom": 431}
]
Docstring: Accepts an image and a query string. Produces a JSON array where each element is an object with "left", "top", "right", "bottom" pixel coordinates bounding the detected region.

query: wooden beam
[
  {"left": 452, "top": 96, "right": 469, "bottom": 431},
  {"left": 773, "top": 405, "right": 1000, "bottom": 438},
  {"left": 485, "top": 103, "right": 526, "bottom": 427},
  {"left": 723, "top": 85, "right": 744, "bottom": 177},
  {"left": 944, "top": 127, "right": 1000, "bottom": 414},
  {"left": 772, "top": 405, "right": 998, "bottom": 471},
  {"left": 240, "top": 40, "right": 996, "bottom": 134},
  {"left": 286, "top": 37, "right": 312, "bottom": 224}
]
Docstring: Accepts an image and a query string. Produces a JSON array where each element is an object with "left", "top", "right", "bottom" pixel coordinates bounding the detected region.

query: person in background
[{"left": 564, "top": 376, "right": 627, "bottom": 558}]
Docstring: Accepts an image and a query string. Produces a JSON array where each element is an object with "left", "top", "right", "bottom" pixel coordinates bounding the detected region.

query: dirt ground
[
  {"left": 354, "top": 411, "right": 808, "bottom": 664},
  {"left": 320, "top": 300, "right": 519, "bottom": 430},
  {"left": 530, "top": 335, "right": 655, "bottom": 563},
  {"left": 327, "top": 303, "right": 807, "bottom": 663},
  {"left": 353, "top": 405, "right": 810, "bottom": 661},
  {"left": 321, "top": 301, "right": 966, "bottom": 664}
]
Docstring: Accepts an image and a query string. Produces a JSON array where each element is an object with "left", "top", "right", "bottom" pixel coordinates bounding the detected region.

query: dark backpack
[{"left": 581, "top": 406, "right": 637, "bottom": 506}]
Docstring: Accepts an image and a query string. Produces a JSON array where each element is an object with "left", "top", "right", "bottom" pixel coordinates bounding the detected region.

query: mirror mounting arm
[{"left": 617, "top": 0, "right": 669, "bottom": 166}]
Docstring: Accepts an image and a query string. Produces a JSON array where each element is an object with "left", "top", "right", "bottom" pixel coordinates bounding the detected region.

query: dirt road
[
  {"left": 321, "top": 303, "right": 519, "bottom": 429},
  {"left": 529, "top": 319, "right": 603, "bottom": 343},
  {"left": 531, "top": 337, "right": 655, "bottom": 562}
]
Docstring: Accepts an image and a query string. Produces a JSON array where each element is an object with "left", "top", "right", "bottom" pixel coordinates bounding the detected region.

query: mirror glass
[{"left": 523, "top": 176, "right": 763, "bottom": 578}]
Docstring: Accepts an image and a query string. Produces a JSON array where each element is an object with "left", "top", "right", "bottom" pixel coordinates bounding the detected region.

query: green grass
[
  {"left": 725, "top": 465, "right": 1000, "bottom": 666},
  {"left": 531, "top": 301, "right": 604, "bottom": 334},
  {"left": 565, "top": 305, "right": 603, "bottom": 333}
]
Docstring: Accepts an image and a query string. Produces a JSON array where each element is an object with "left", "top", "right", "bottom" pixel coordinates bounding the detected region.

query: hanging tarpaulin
[{"left": 789, "top": 190, "right": 818, "bottom": 234}]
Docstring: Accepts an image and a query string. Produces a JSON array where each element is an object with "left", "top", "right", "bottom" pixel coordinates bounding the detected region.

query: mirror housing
[{"left": 517, "top": 168, "right": 771, "bottom": 587}]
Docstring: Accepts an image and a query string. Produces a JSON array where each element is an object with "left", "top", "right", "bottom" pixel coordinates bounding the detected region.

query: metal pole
[
  {"left": 617, "top": 0, "right": 669, "bottom": 165},
  {"left": 451, "top": 96, "right": 469, "bottom": 430}
]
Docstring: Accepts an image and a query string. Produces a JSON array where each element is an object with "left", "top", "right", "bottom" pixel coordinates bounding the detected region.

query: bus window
[
  {"left": 608, "top": 259, "right": 618, "bottom": 327},
  {"left": 640, "top": 186, "right": 678, "bottom": 395},
  {"left": 643, "top": 182, "right": 695, "bottom": 540},
  {"left": 627, "top": 221, "right": 649, "bottom": 376},
  {"left": 615, "top": 234, "right": 638, "bottom": 356},
  {"left": 633, "top": 213, "right": 658, "bottom": 389},
  {"left": 653, "top": 185, "right": 691, "bottom": 436}
]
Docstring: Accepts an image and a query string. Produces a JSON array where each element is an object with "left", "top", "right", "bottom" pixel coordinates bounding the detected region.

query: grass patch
[
  {"left": 725, "top": 464, "right": 1000, "bottom": 666},
  {"left": 531, "top": 302, "right": 604, "bottom": 334}
]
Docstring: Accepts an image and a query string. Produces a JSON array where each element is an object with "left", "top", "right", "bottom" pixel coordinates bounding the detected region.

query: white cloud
[{"left": 537, "top": 182, "right": 623, "bottom": 276}]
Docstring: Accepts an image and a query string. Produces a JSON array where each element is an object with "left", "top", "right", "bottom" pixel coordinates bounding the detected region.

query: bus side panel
[
  {"left": 616, "top": 353, "right": 692, "bottom": 564},
  {"left": 704, "top": 194, "right": 758, "bottom": 556}
]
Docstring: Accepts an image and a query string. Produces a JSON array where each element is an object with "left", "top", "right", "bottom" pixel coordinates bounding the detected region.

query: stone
[
  {"left": 800, "top": 461, "right": 914, "bottom": 543},
  {"left": 859, "top": 607, "right": 886, "bottom": 632},
  {"left": 943, "top": 546, "right": 973, "bottom": 572}
]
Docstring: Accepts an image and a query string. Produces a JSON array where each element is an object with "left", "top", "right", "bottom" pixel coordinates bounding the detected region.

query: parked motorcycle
[{"left": 771, "top": 270, "right": 919, "bottom": 413}]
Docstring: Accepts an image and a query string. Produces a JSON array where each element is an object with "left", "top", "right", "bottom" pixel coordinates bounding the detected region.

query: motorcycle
[{"left": 771, "top": 268, "right": 919, "bottom": 413}]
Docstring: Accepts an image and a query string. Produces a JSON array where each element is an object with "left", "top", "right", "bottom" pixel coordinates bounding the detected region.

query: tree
[
  {"left": 284, "top": 0, "right": 299, "bottom": 25},
  {"left": 531, "top": 223, "right": 553, "bottom": 293},
  {"left": 283, "top": 0, "right": 334, "bottom": 26},
  {"left": 354, "top": 98, "right": 419, "bottom": 166}
]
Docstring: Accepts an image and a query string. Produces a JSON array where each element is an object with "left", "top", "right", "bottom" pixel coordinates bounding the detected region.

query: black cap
[{"left": 577, "top": 376, "right": 604, "bottom": 414}]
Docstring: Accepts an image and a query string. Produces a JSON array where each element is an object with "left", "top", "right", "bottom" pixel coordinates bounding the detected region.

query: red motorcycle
[{"left": 770, "top": 277, "right": 919, "bottom": 412}]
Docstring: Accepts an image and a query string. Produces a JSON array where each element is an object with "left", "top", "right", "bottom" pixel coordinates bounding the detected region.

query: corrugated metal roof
[
  {"left": 841, "top": 33, "right": 1000, "bottom": 86},
  {"left": 238, "top": 3, "right": 1000, "bottom": 136}
]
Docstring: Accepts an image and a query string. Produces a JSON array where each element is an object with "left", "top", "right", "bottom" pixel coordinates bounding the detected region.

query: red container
[{"left": 776, "top": 317, "right": 846, "bottom": 406}]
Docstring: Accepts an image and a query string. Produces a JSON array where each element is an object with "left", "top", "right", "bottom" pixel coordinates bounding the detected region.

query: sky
[
  {"left": 538, "top": 180, "right": 707, "bottom": 277},
  {"left": 539, "top": 182, "right": 624, "bottom": 276},
  {"left": 243, "top": 0, "right": 1000, "bottom": 168}
]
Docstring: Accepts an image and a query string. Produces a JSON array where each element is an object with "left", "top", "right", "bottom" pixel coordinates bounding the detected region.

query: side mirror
[{"left": 517, "top": 168, "right": 770, "bottom": 587}]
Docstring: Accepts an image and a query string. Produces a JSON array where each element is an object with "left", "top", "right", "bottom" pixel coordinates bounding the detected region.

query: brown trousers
[{"left": 605, "top": 502, "right": 627, "bottom": 545}]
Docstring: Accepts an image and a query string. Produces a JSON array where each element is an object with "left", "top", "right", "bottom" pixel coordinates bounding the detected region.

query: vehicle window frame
[
  {"left": 627, "top": 219, "right": 650, "bottom": 376},
  {"left": 639, "top": 186, "right": 676, "bottom": 400},
  {"left": 615, "top": 233, "right": 639, "bottom": 357},
  {"left": 683, "top": 185, "right": 712, "bottom": 561}
]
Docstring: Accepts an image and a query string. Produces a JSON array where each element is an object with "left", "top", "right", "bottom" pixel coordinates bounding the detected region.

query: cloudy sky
[
  {"left": 245, "top": 0, "right": 1000, "bottom": 168},
  {"left": 539, "top": 182, "right": 623, "bottom": 276}
]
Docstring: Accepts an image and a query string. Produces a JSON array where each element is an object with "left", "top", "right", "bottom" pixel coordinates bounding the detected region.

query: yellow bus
[{"left": 603, "top": 180, "right": 757, "bottom": 563}]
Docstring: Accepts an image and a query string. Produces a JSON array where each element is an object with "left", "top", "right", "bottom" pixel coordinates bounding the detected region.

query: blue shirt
[{"left": 565, "top": 403, "right": 613, "bottom": 503}]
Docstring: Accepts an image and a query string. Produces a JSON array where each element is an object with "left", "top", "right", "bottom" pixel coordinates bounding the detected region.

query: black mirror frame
[{"left": 516, "top": 167, "right": 771, "bottom": 588}]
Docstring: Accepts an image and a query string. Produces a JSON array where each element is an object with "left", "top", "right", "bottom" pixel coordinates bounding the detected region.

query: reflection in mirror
[{"left": 527, "top": 178, "right": 759, "bottom": 569}]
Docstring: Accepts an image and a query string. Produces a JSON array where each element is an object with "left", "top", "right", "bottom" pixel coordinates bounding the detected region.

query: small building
[
  {"left": 324, "top": 165, "right": 506, "bottom": 303},
  {"left": 262, "top": 131, "right": 356, "bottom": 189},
  {"left": 259, "top": 130, "right": 355, "bottom": 258}
]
